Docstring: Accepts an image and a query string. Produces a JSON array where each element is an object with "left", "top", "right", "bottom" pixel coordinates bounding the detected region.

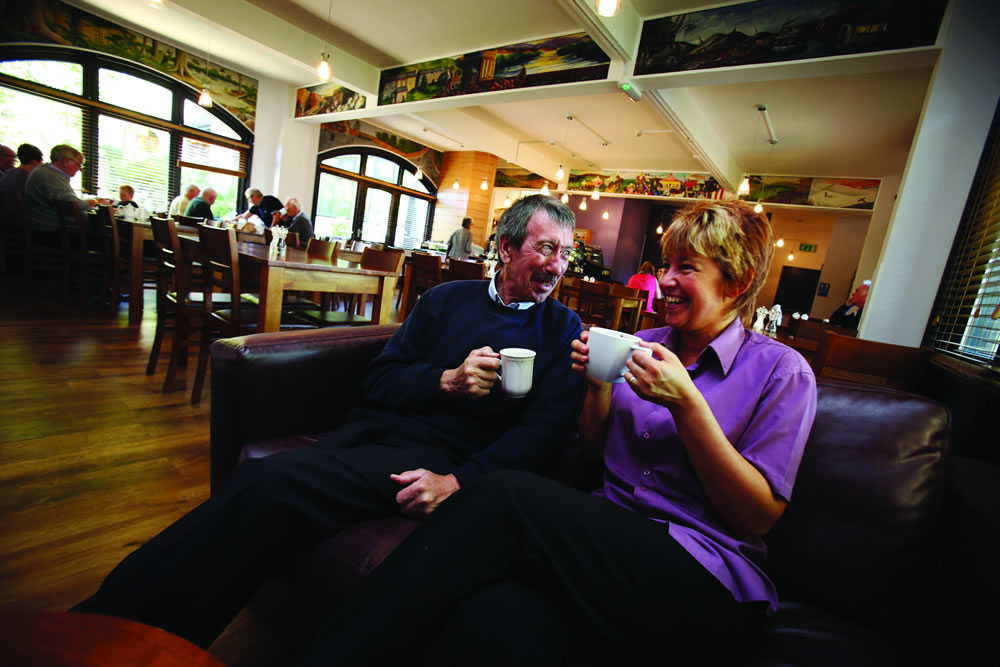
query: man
[
  {"left": 0, "top": 143, "right": 43, "bottom": 197},
  {"left": 0, "top": 144, "right": 15, "bottom": 172},
  {"left": 447, "top": 216, "right": 473, "bottom": 260},
  {"left": 24, "top": 144, "right": 109, "bottom": 237},
  {"left": 184, "top": 187, "right": 216, "bottom": 220},
  {"left": 829, "top": 281, "right": 869, "bottom": 330},
  {"left": 73, "top": 195, "right": 584, "bottom": 649},
  {"left": 237, "top": 187, "right": 282, "bottom": 226},
  {"left": 271, "top": 197, "right": 313, "bottom": 243},
  {"left": 169, "top": 184, "right": 200, "bottom": 217}
]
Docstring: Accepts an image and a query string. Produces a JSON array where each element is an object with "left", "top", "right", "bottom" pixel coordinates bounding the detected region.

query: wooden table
[
  {"left": 234, "top": 242, "right": 397, "bottom": 332},
  {"left": 0, "top": 611, "right": 224, "bottom": 666}
]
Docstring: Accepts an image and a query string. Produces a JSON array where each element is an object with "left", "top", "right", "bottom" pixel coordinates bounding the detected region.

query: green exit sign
[{"left": 799, "top": 243, "right": 818, "bottom": 252}]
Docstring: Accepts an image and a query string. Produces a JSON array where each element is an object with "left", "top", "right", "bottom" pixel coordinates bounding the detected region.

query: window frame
[
  {"left": 0, "top": 45, "right": 252, "bottom": 208},
  {"left": 313, "top": 146, "right": 436, "bottom": 246}
]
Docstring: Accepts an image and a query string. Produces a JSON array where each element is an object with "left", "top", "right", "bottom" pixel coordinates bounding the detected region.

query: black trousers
[
  {"left": 301, "top": 470, "right": 766, "bottom": 667},
  {"left": 72, "top": 420, "right": 461, "bottom": 648}
]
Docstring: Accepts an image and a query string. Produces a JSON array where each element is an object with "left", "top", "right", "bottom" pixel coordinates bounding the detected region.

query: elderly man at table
[
  {"left": 184, "top": 187, "right": 216, "bottom": 220},
  {"left": 237, "top": 187, "right": 282, "bottom": 226},
  {"left": 73, "top": 194, "right": 585, "bottom": 649},
  {"left": 169, "top": 184, "right": 200, "bottom": 217},
  {"left": 0, "top": 143, "right": 43, "bottom": 198},
  {"left": 0, "top": 144, "right": 15, "bottom": 172},
  {"left": 24, "top": 144, "right": 109, "bottom": 243},
  {"left": 271, "top": 197, "right": 313, "bottom": 243}
]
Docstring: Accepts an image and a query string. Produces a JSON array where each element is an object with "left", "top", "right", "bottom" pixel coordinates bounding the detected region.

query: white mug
[
  {"left": 586, "top": 326, "right": 653, "bottom": 384},
  {"left": 497, "top": 348, "right": 535, "bottom": 398}
]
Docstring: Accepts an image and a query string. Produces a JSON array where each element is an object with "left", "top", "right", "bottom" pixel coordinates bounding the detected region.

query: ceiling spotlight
[
  {"left": 560, "top": 192, "right": 569, "bottom": 204},
  {"left": 452, "top": 179, "right": 460, "bottom": 190},
  {"left": 602, "top": 210, "right": 609, "bottom": 220},
  {"left": 618, "top": 81, "right": 641, "bottom": 103},
  {"left": 595, "top": 0, "right": 622, "bottom": 18},
  {"left": 776, "top": 238, "right": 785, "bottom": 247},
  {"left": 480, "top": 177, "right": 489, "bottom": 191},
  {"left": 591, "top": 187, "right": 600, "bottom": 201},
  {"left": 541, "top": 182, "right": 550, "bottom": 196},
  {"left": 556, "top": 164, "right": 565, "bottom": 181},
  {"left": 579, "top": 199, "right": 587, "bottom": 210}
]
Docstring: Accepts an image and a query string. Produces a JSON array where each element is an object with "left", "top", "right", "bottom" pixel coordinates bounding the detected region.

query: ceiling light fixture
[
  {"left": 602, "top": 210, "right": 610, "bottom": 220},
  {"left": 414, "top": 166, "right": 423, "bottom": 181},
  {"left": 591, "top": 187, "right": 600, "bottom": 201},
  {"left": 503, "top": 195, "right": 511, "bottom": 207},
  {"left": 556, "top": 164, "right": 564, "bottom": 181},
  {"left": 619, "top": 81, "right": 641, "bottom": 103},
  {"left": 595, "top": 0, "right": 622, "bottom": 18},
  {"left": 656, "top": 223, "right": 664, "bottom": 234},
  {"left": 579, "top": 199, "right": 587, "bottom": 210},
  {"left": 540, "top": 182, "right": 550, "bottom": 196},
  {"left": 739, "top": 104, "right": 767, "bottom": 198},
  {"left": 480, "top": 177, "right": 489, "bottom": 191},
  {"left": 316, "top": 0, "right": 333, "bottom": 81},
  {"left": 758, "top": 103, "right": 778, "bottom": 145},
  {"left": 754, "top": 121, "right": 778, "bottom": 216},
  {"left": 452, "top": 179, "right": 460, "bottom": 190},
  {"left": 198, "top": 34, "right": 214, "bottom": 108},
  {"left": 776, "top": 238, "right": 785, "bottom": 247},
  {"left": 144, "top": 0, "right": 165, "bottom": 8},
  {"left": 560, "top": 192, "right": 569, "bottom": 204},
  {"left": 787, "top": 252, "right": 795, "bottom": 262}
]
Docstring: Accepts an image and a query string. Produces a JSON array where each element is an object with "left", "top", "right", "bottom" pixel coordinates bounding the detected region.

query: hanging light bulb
[
  {"left": 787, "top": 252, "right": 795, "bottom": 261},
  {"left": 316, "top": 52, "right": 331, "bottom": 81},
  {"left": 556, "top": 164, "right": 564, "bottom": 181},
  {"left": 452, "top": 179, "right": 460, "bottom": 190},
  {"left": 591, "top": 187, "right": 600, "bottom": 200},
  {"left": 738, "top": 176, "right": 751, "bottom": 196},
  {"left": 480, "top": 177, "right": 489, "bottom": 191},
  {"left": 602, "top": 210, "right": 609, "bottom": 220},
  {"left": 754, "top": 202, "right": 763, "bottom": 214},
  {"left": 540, "top": 182, "right": 550, "bottom": 196},
  {"left": 579, "top": 199, "right": 587, "bottom": 210},
  {"left": 594, "top": 0, "right": 622, "bottom": 17},
  {"left": 198, "top": 86, "right": 213, "bottom": 108},
  {"left": 776, "top": 238, "right": 785, "bottom": 247},
  {"left": 656, "top": 224, "right": 664, "bottom": 234},
  {"left": 503, "top": 195, "right": 511, "bottom": 207},
  {"left": 414, "top": 166, "right": 423, "bottom": 181},
  {"left": 560, "top": 192, "right": 569, "bottom": 204}
]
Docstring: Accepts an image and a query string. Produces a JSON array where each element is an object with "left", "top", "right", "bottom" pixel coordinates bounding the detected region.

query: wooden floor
[{"left": 0, "top": 275, "right": 213, "bottom": 614}]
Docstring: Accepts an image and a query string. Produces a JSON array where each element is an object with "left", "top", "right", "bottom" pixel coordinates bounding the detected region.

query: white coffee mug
[
  {"left": 497, "top": 348, "right": 535, "bottom": 398},
  {"left": 586, "top": 326, "right": 653, "bottom": 384}
]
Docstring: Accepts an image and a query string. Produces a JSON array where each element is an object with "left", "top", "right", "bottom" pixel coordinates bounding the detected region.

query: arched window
[
  {"left": 0, "top": 47, "right": 251, "bottom": 217},
  {"left": 314, "top": 146, "right": 435, "bottom": 249}
]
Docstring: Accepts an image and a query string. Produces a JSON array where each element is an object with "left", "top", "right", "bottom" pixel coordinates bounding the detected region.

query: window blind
[{"left": 926, "top": 101, "right": 1000, "bottom": 367}]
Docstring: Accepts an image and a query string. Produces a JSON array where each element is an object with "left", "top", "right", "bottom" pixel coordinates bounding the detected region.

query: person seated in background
[
  {"left": 0, "top": 144, "right": 15, "bottom": 172},
  {"left": 828, "top": 281, "right": 869, "bottom": 330},
  {"left": 626, "top": 260, "right": 659, "bottom": 312},
  {"left": 115, "top": 184, "right": 138, "bottom": 209},
  {"left": 24, "top": 144, "right": 110, "bottom": 244},
  {"left": 184, "top": 187, "right": 216, "bottom": 220},
  {"left": 447, "top": 216, "right": 473, "bottom": 260},
  {"left": 301, "top": 199, "right": 817, "bottom": 667},
  {"left": 72, "top": 195, "right": 585, "bottom": 653},
  {"left": 236, "top": 187, "right": 282, "bottom": 226},
  {"left": 169, "top": 183, "right": 200, "bottom": 217},
  {"left": 0, "top": 143, "right": 43, "bottom": 197},
  {"left": 271, "top": 197, "right": 313, "bottom": 243}
]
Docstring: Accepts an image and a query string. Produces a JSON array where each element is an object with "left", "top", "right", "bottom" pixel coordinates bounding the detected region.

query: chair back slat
[
  {"left": 305, "top": 238, "right": 339, "bottom": 261},
  {"left": 197, "top": 224, "right": 242, "bottom": 327},
  {"left": 576, "top": 280, "right": 612, "bottom": 327},
  {"left": 361, "top": 247, "right": 405, "bottom": 273},
  {"left": 446, "top": 258, "right": 486, "bottom": 281}
]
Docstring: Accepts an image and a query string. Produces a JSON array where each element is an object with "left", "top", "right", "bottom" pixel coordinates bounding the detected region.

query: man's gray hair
[
  {"left": 50, "top": 144, "right": 82, "bottom": 163},
  {"left": 245, "top": 187, "right": 263, "bottom": 199},
  {"left": 496, "top": 195, "right": 575, "bottom": 266}
]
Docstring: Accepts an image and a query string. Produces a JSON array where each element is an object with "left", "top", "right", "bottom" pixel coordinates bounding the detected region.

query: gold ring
[{"left": 628, "top": 375, "right": 636, "bottom": 384}]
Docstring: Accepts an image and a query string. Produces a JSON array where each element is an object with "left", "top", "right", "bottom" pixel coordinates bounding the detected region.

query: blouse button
[
  {"left": 642, "top": 431, "right": 651, "bottom": 439},
  {"left": 642, "top": 469, "right": 651, "bottom": 476}
]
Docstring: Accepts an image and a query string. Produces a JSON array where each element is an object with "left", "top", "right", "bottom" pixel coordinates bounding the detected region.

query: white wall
[{"left": 813, "top": 216, "right": 870, "bottom": 319}]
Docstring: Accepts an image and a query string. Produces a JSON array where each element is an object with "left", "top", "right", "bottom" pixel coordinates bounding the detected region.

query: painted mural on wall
[
  {"left": 295, "top": 81, "right": 366, "bottom": 118},
  {"left": 635, "top": 0, "right": 948, "bottom": 76},
  {"left": 0, "top": 0, "right": 258, "bottom": 131},
  {"left": 568, "top": 170, "right": 725, "bottom": 199},
  {"left": 319, "top": 120, "right": 442, "bottom": 185},
  {"left": 494, "top": 167, "right": 547, "bottom": 189},
  {"left": 749, "top": 175, "right": 880, "bottom": 209},
  {"left": 379, "top": 32, "right": 610, "bottom": 106}
]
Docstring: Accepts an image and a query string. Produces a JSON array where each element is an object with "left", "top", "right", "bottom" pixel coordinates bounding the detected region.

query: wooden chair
[
  {"left": 556, "top": 275, "right": 581, "bottom": 310},
  {"left": 446, "top": 258, "right": 486, "bottom": 281},
  {"left": 2, "top": 191, "right": 66, "bottom": 281},
  {"left": 812, "top": 331, "right": 933, "bottom": 391},
  {"left": 146, "top": 217, "right": 205, "bottom": 393},
  {"left": 403, "top": 252, "right": 443, "bottom": 318},
  {"left": 55, "top": 200, "right": 112, "bottom": 308},
  {"left": 93, "top": 205, "right": 128, "bottom": 314},
  {"left": 305, "top": 238, "right": 339, "bottom": 261},
  {"left": 173, "top": 214, "right": 205, "bottom": 227},
  {"left": 638, "top": 297, "right": 666, "bottom": 331},
  {"left": 294, "top": 247, "right": 403, "bottom": 327},
  {"left": 610, "top": 284, "right": 643, "bottom": 333},
  {"left": 575, "top": 280, "right": 613, "bottom": 327}
]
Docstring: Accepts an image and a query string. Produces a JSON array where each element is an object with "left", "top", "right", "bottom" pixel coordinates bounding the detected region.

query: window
[
  {"left": 926, "top": 101, "right": 1000, "bottom": 367},
  {"left": 314, "top": 147, "right": 435, "bottom": 248},
  {"left": 0, "top": 51, "right": 251, "bottom": 214}
]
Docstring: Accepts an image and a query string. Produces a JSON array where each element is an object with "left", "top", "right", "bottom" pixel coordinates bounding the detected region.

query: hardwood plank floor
[{"left": 0, "top": 276, "right": 212, "bottom": 613}]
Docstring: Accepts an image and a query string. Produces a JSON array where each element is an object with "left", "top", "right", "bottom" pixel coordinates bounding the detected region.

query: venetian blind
[
  {"left": 179, "top": 135, "right": 247, "bottom": 178},
  {"left": 926, "top": 101, "right": 1000, "bottom": 367}
]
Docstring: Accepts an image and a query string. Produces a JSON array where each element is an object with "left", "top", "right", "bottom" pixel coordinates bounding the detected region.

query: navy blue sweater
[{"left": 359, "top": 280, "right": 584, "bottom": 485}]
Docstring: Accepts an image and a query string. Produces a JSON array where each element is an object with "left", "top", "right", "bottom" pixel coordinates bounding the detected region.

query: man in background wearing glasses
[{"left": 24, "top": 144, "right": 110, "bottom": 244}]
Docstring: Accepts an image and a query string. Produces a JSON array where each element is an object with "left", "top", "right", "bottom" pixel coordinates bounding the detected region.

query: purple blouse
[{"left": 595, "top": 318, "right": 817, "bottom": 612}]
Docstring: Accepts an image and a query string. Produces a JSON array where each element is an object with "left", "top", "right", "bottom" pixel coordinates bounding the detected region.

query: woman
[
  {"left": 301, "top": 200, "right": 817, "bottom": 666},
  {"left": 626, "top": 260, "right": 659, "bottom": 311}
]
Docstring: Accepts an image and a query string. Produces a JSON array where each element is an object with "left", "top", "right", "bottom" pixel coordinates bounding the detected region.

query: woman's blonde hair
[{"left": 661, "top": 200, "right": 774, "bottom": 322}]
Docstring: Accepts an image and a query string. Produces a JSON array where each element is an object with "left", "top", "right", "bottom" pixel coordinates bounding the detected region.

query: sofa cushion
[{"left": 764, "top": 380, "right": 950, "bottom": 649}]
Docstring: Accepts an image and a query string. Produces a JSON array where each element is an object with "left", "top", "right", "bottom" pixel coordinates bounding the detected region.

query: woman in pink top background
[{"left": 626, "top": 261, "right": 659, "bottom": 312}]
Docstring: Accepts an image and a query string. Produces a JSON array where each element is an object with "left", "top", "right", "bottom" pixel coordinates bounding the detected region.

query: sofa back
[{"left": 764, "top": 379, "right": 950, "bottom": 645}]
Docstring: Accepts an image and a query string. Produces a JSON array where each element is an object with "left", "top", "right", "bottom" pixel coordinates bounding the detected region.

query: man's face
[
  {"left": 60, "top": 155, "right": 83, "bottom": 177},
  {"left": 187, "top": 186, "right": 200, "bottom": 200},
  {"left": 497, "top": 211, "right": 573, "bottom": 303},
  {"left": 204, "top": 191, "right": 217, "bottom": 205},
  {"left": 0, "top": 147, "right": 15, "bottom": 170},
  {"left": 250, "top": 193, "right": 262, "bottom": 206},
  {"left": 285, "top": 200, "right": 300, "bottom": 217},
  {"left": 849, "top": 285, "right": 869, "bottom": 307}
]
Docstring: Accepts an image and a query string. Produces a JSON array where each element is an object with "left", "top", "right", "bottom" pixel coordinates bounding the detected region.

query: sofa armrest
[{"left": 209, "top": 324, "right": 400, "bottom": 494}]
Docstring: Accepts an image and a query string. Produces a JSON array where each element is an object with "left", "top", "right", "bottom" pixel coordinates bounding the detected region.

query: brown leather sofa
[{"left": 209, "top": 325, "right": 997, "bottom": 666}]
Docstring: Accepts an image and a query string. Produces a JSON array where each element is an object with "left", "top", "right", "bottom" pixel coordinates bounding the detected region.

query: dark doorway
[
  {"left": 773, "top": 265, "right": 822, "bottom": 315},
  {"left": 642, "top": 204, "right": 683, "bottom": 268}
]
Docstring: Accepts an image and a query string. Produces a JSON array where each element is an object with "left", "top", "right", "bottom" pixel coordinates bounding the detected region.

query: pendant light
[
  {"left": 556, "top": 164, "right": 565, "bottom": 181},
  {"left": 414, "top": 166, "right": 423, "bottom": 181},
  {"left": 198, "top": 34, "right": 214, "bottom": 108},
  {"left": 503, "top": 195, "right": 511, "bottom": 207},
  {"left": 316, "top": 0, "right": 333, "bottom": 81},
  {"left": 560, "top": 192, "right": 569, "bottom": 204},
  {"left": 541, "top": 182, "right": 550, "bottom": 196},
  {"left": 754, "top": 122, "right": 777, "bottom": 216},
  {"left": 579, "top": 199, "right": 587, "bottom": 210},
  {"left": 595, "top": 0, "right": 622, "bottom": 17},
  {"left": 591, "top": 187, "right": 600, "bottom": 201},
  {"left": 656, "top": 223, "right": 664, "bottom": 234},
  {"left": 480, "top": 177, "right": 489, "bottom": 191},
  {"left": 602, "top": 210, "right": 609, "bottom": 220},
  {"left": 776, "top": 238, "right": 785, "bottom": 247},
  {"left": 452, "top": 179, "right": 460, "bottom": 190}
]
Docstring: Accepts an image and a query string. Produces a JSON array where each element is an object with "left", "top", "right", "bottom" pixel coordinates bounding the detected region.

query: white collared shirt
[{"left": 488, "top": 273, "right": 537, "bottom": 310}]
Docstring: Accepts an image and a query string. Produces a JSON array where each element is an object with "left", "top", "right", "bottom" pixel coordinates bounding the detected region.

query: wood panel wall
[{"left": 435, "top": 151, "right": 498, "bottom": 248}]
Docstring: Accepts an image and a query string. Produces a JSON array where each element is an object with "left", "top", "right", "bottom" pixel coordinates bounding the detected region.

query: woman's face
[{"left": 659, "top": 251, "right": 738, "bottom": 340}]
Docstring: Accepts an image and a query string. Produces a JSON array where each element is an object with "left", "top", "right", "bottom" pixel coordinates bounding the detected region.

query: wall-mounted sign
[
  {"left": 817, "top": 282, "right": 831, "bottom": 297},
  {"left": 799, "top": 243, "right": 818, "bottom": 252}
]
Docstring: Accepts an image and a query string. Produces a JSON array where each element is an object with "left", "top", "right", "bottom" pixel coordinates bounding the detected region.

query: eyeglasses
[{"left": 68, "top": 158, "right": 84, "bottom": 169}]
